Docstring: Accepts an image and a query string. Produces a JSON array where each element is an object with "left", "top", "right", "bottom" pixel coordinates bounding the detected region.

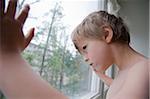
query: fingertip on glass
[{"left": 23, "top": 4, "right": 30, "bottom": 12}]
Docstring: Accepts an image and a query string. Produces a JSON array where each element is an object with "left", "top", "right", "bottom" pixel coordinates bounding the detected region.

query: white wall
[{"left": 118, "top": 0, "right": 149, "bottom": 57}]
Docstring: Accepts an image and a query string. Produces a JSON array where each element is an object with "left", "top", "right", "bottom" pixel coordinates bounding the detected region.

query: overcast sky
[
  {"left": 23, "top": 0, "right": 99, "bottom": 32},
  {"left": 21, "top": 0, "right": 99, "bottom": 48},
  {"left": 5, "top": 0, "right": 99, "bottom": 50}
]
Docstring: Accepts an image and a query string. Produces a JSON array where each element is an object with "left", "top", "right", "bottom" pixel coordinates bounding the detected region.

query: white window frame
[{"left": 79, "top": 71, "right": 100, "bottom": 99}]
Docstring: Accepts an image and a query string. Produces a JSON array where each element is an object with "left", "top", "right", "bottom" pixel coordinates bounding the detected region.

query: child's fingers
[
  {"left": 0, "top": 0, "right": 5, "bottom": 17},
  {"left": 17, "top": 4, "right": 30, "bottom": 26},
  {"left": 6, "top": 0, "right": 17, "bottom": 18},
  {"left": 23, "top": 28, "right": 34, "bottom": 50}
]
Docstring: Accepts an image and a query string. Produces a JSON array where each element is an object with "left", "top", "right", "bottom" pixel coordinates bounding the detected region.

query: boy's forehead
[{"left": 74, "top": 37, "right": 87, "bottom": 46}]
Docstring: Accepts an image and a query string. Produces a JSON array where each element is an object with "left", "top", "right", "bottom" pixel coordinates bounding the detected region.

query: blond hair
[{"left": 71, "top": 11, "right": 130, "bottom": 48}]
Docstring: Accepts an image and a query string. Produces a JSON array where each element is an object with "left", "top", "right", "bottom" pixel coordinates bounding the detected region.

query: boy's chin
[{"left": 94, "top": 65, "right": 111, "bottom": 73}]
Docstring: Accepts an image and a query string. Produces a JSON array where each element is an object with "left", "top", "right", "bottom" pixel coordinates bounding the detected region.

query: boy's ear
[{"left": 102, "top": 26, "right": 113, "bottom": 43}]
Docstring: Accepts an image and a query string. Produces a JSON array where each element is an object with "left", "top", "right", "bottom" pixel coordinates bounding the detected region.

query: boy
[
  {"left": 0, "top": 0, "right": 149, "bottom": 99},
  {"left": 0, "top": 0, "right": 68, "bottom": 99},
  {"left": 71, "top": 11, "right": 149, "bottom": 99}
]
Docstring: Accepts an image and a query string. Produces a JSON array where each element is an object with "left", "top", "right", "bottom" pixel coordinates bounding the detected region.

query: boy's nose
[
  {"left": 83, "top": 54, "right": 89, "bottom": 62},
  {"left": 84, "top": 57, "right": 89, "bottom": 62}
]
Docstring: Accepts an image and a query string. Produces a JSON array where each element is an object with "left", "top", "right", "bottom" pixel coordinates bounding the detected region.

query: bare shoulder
[
  {"left": 126, "top": 59, "right": 149, "bottom": 83},
  {"left": 128, "top": 59, "right": 149, "bottom": 85},
  {"left": 115, "top": 60, "right": 149, "bottom": 99},
  {"left": 129, "top": 59, "right": 149, "bottom": 75}
]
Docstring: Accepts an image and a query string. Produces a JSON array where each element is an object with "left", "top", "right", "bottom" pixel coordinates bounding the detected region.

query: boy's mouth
[
  {"left": 91, "top": 64, "right": 102, "bottom": 72},
  {"left": 89, "top": 63, "right": 102, "bottom": 72}
]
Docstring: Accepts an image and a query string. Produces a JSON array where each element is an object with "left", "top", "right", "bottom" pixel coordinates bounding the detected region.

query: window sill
[{"left": 79, "top": 92, "right": 101, "bottom": 99}]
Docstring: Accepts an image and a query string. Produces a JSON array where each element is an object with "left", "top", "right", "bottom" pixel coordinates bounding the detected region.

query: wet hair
[{"left": 71, "top": 11, "right": 130, "bottom": 50}]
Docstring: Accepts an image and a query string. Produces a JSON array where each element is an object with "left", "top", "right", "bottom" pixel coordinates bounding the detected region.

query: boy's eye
[{"left": 82, "top": 45, "right": 87, "bottom": 50}]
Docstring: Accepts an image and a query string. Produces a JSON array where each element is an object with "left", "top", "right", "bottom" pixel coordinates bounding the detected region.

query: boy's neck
[{"left": 111, "top": 43, "right": 146, "bottom": 71}]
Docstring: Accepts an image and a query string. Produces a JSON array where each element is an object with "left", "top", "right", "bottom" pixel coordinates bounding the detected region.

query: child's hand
[{"left": 0, "top": 0, "right": 34, "bottom": 53}]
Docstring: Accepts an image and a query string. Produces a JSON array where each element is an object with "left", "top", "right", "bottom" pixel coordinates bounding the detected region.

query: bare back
[{"left": 106, "top": 60, "right": 149, "bottom": 99}]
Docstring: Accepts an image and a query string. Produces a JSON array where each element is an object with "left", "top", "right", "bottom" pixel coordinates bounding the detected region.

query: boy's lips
[
  {"left": 91, "top": 64, "right": 103, "bottom": 73},
  {"left": 90, "top": 63, "right": 98, "bottom": 68},
  {"left": 89, "top": 63, "right": 101, "bottom": 72}
]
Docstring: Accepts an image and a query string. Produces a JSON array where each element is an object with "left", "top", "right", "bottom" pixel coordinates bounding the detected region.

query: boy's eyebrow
[
  {"left": 74, "top": 44, "right": 79, "bottom": 50},
  {"left": 74, "top": 44, "right": 81, "bottom": 53}
]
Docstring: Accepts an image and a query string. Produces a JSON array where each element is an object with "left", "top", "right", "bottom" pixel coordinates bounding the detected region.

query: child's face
[{"left": 76, "top": 38, "right": 113, "bottom": 72}]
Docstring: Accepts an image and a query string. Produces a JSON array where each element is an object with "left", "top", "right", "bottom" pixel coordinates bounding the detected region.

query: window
[
  {"left": 0, "top": 91, "right": 5, "bottom": 99},
  {"left": 1, "top": 0, "right": 106, "bottom": 99}
]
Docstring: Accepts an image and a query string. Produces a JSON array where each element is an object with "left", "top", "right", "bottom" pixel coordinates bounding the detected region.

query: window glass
[{"left": 2, "top": 0, "right": 101, "bottom": 98}]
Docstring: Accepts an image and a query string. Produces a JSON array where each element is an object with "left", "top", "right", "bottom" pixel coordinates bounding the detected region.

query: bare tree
[{"left": 39, "top": 3, "right": 61, "bottom": 76}]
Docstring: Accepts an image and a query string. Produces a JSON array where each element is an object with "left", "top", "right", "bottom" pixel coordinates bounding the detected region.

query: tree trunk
[{"left": 39, "top": 4, "right": 58, "bottom": 76}]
